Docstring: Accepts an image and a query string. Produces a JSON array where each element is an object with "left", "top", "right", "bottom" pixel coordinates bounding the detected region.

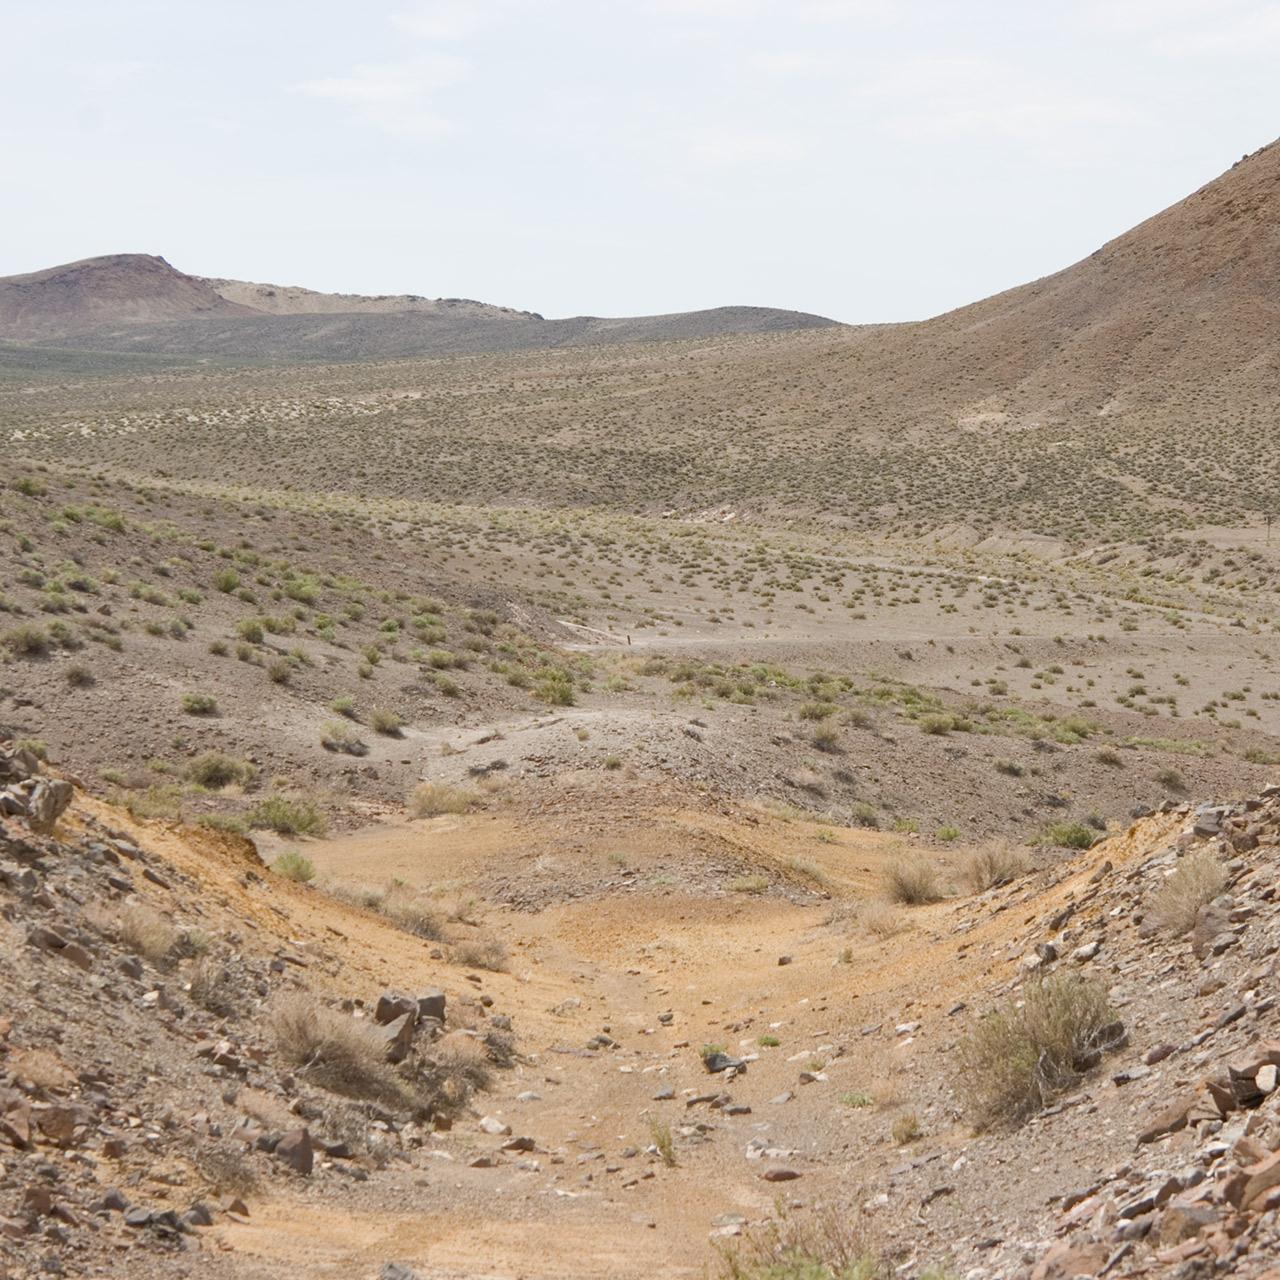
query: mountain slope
[
  {"left": 860, "top": 137, "right": 1280, "bottom": 420},
  {"left": 0, "top": 254, "right": 256, "bottom": 340}
]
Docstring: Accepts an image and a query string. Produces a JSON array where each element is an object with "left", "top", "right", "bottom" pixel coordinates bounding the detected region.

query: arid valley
[{"left": 3, "top": 126, "right": 1280, "bottom": 1280}]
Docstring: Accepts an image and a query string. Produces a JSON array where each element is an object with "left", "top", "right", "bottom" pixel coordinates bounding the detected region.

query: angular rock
[
  {"left": 25, "top": 779, "right": 73, "bottom": 835},
  {"left": 374, "top": 993, "right": 418, "bottom": 1026},
  {"left": 378, "top": 1012, "right": 417, "bottom": 1065},
  {"left": 416, "top": 989, "right": 447, "bottom": 1023},
  {"left": 275, "top": 1127, "right": 314, "bottom": 1175}
]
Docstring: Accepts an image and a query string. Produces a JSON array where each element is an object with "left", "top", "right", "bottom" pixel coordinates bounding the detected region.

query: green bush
[
  {"left": 186, "top": 752, "right": 254, "bottom": 789},
  {"left": 274, "top": 851, "right": 316, "bottom": 883},
  {"left": 248, "top": 794, "right": 326, "bottom": 836},
  {"left": 1037, "top": 822, "right": 1095, "bottom": 850}
]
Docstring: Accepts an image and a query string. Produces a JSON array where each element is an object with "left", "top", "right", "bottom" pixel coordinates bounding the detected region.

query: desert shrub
[
  {"left": 839, "top": 1090, "right": 875, "bottom": 1108},
  {"left": 198, "top": 812, "right": 248, "bottom": 834},
  {"left": 117, "top": 902, "right": 179, "bottom": 965},
  {"left": 798, "top": 701, "right": 838, "bottom": 721},
  {"left": 891, "top": 1112, "right": 922, "bottom": 1144},
  {"left": 274, "top": 851, "right": 316, "bottom": 883},
  {"left": 812, "top": 725, "right": 841, "bottom": 752},
  {"left": 196, "top": 1142, "right": 260, "bottom": 1196},
  {"left": 850, "top": 801, "right": 879, "bottom": 829},
  {"left": 853, "top": 900, "right": 906, "bottom": 938},
  {"left": 1155, "top": 767, "right": 1186, "bottom": 792},
  {"left": 1151, "top": 849, "right": 1228, "bottom": 935},
  {"left": 213, "top": 568, "right": 240, "bottom": 593},
  {"left": 63, "top": 661, "right": 95, "bottom": 687},
  {"left": 536, "top": 670, "right": 575, "bottom": 706},
  {"left": 728, "top": 873, "right": 768, "bottom": 894},
  {"left": 452, "top": 936, "right": 508, "bottom": 972},
  {"left": 181, "top": 692, "right": 217, "bottom": 715},
  {"left": 266, "top": 657, "right": 292, "bottom": 684},
  {"left": 649, "top": 1119, "right": 677, "bottom": 1167},
  {"left": 369, "top": 707, "right": 404, "bottom": 735},
  {"left": 962, "top": 844, "right": 1030, "bottom": 893},
  {"left": 189, "top": 958, "right": 240, "bottom": 1017},
  {"left": 716, "top": 1206, "right": 884, "bottom": 1280},
  {"left": 420, "top": 1033, "right": 493, "bottom": 1111},
  {"left": 1037, "top": 822, "right": 1095, "bottom": 850},
  {"left": 236, "top": 618, "right": 265, "bottom": 644},
  {"left": 884, "top": 855, "right": 943, "bottom": 905},
  {"left": 248, "top": 793, "right": 326, "bottom": 836},
  {"left": 373, "top": 882, "right": 447, "bottom": 940},
  {"left": 409, "top": 782, "right": 479, "bottom": 817},
  {"left": 919, "top": 713, "right": 955, "bottom": 736},
  {"left": 954, "top": 974, "right": 1122, "bottom": 1127},
  {"left": 331, "top": 695, "right": 357, "bottom": 718},
  {"left": 186, "top": 752, "right": 254, "bottom": 789},
  {"left": 1094, "top": 747, "right": 1124, "bottom": 767},
  {"left": 270, "top": 993, "right": 408, "bottom": 1106},
  {"left": 2, "top": 623, "right": 50, "bottom": 656},
  {"left": 321, "top": 721, "right": 368, "bottom": 755}
]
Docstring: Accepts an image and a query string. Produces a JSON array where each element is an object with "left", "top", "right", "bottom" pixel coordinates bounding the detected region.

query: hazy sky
[{"left": 5, "top": 0, "right": 1279, "bottom": 321}]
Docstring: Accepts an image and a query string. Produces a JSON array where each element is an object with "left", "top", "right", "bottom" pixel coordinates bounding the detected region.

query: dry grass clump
[
  {"left": 962, "top": 843, "right": 1030, "bottom": 893},
  {"left": 1151, "top": 849, "right": 1228, "bottom": 935},
  {"left": 117, "top": 901, "right": 179, "bottom": 965},
  {"left": 890, "top": 1111, "right": 922, "bottom": 1144},
  {"left": 321, "top": 721, "right": 368, "bottom": 755},
  {"left": 883, "top": 855, "right": 944, "bottom": 905},
  {"left": 409, "top": 782, "right": 480, "bottom": 817},
  {"left": 855, "top": 900, "right": 907, "bottom": 938},
  {"left": 188, "top": 957, "right": 240, "bottom": 1017},
  {"left": 954, "top": 974, "right": 1123, "bottom": 1127},
  {"left": 378, "top": 882, "right": 447, "bottom": 939},
  {"left": 196, "top": 1142, "right": 261, "bottom": 1196},
  {"left": 452, "top": 935, "right": 509, "bottom": 972},
  {"left": 419, "top": 1032, "right": 493, "bottom": 1111},
  {"left": 270, "top": 992, "right": 408, "bottom": 1106}
]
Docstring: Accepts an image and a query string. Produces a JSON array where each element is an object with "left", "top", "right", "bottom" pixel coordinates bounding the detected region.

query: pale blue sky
[{"left": 4, "top": 0, "right": 1279, "bottom": 321}]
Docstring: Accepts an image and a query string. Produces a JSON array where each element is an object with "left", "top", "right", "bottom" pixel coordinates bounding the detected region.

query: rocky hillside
[
  {"left": 201, "top": 277, "right": 540, "bottom": 320},
  {"left": 0, "top": 739, "right": 519, "bottom": 1280}
]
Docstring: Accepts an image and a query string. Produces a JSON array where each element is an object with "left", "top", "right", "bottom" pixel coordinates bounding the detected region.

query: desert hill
[
  {"left": 0, "top": 254, "right": 254, "bottom": 341},
  {"left": 0, "top": 254, "right": 839, "bottom": 361}
]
